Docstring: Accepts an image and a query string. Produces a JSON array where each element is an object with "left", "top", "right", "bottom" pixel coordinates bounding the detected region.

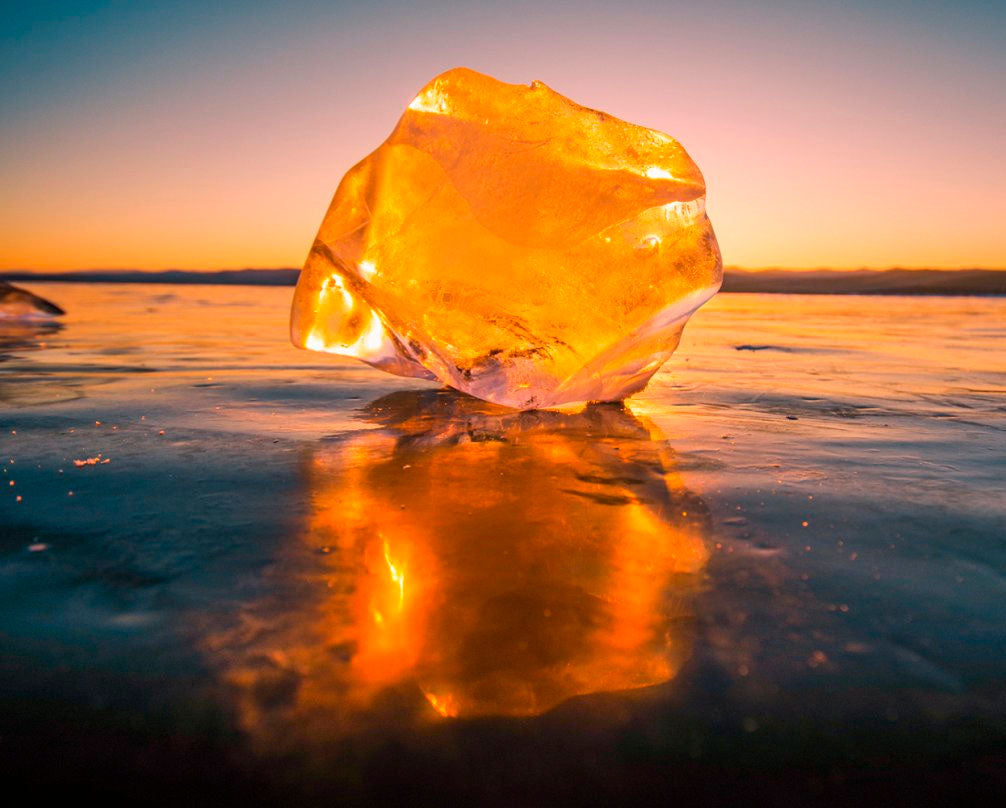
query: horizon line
[{"left": 4, "top": 266, "right": 1006, "bottom": 275}]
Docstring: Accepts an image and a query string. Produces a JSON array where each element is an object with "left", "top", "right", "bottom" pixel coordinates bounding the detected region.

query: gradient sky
[{"left": 2, "top": 0, "right": 1003, "bottom": 271}]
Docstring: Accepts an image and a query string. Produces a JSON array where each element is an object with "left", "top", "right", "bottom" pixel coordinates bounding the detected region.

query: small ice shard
[
  {"left": 0, "top": 281, "right": 65, "bottom": 319},
  {"left": 73, "top": 455, "right": 110, "bottom": 467},
  {"left": 291, "top": 68, "right": 721, "bottom": 409}
]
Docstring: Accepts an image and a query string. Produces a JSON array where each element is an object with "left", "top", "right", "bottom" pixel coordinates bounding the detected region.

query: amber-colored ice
[{"left": 291, "top": 68, "right": 721, "bottom": 409}]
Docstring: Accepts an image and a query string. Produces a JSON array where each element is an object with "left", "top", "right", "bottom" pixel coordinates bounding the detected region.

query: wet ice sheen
[{"left": 2, "top": 285, "right": 1003, "bottom": 803}]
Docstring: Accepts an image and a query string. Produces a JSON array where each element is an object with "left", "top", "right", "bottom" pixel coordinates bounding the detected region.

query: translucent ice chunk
[
  {"left": 291, "top": 68, "right": 721, "bottom": 409},
  {"left": 0, "top": 282, "right": 64, "bottom": 319}
]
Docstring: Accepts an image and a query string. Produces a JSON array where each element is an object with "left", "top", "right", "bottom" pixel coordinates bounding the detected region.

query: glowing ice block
[{"left": 291, "top": 68, "right": 721, "bottom": 409}]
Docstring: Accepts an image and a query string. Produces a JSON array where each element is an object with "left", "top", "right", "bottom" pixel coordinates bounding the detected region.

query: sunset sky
[{"left": 2, "top": 0, "right": 1003, "bottom": 272}]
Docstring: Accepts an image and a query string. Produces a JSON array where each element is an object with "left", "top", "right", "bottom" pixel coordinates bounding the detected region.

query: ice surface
[
  {"left": 291, "top": 68, "right": 721, "bottom": 409},
  {"left": 3, "top": 284, "right": 1005, "bottom": 802}
]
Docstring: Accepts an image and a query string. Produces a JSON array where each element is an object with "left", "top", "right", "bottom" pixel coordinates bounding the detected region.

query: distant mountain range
[
  {"left": 0, "top": 268, "right": 301, "bottom": 286},
  {"left": 721, "top": 268, "right": 1006, "bottom": 295},
  {"left": 2, "top": 267, "right": 1004, "bottom": 295}
]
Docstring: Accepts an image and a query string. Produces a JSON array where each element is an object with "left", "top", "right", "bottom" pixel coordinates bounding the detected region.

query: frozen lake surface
[{"left": 2, "top": 284, "right": 1004, "bottom": 804}]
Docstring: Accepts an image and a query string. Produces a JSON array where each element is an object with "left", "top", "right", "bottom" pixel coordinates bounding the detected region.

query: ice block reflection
[{"left": 224, "top": 390, "right": 709, "bottom": 730}]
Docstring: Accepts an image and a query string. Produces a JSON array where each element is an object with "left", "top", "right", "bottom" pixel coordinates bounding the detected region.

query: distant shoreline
[
  {"left": 0, "top": 269, "right": 301, "bottom": 287},
  {"left": 721, "top": 268, "right": 1006, "bottom": 296},
  {"left": 3, "top": 268, "right": 1004, "bottom": 296}
]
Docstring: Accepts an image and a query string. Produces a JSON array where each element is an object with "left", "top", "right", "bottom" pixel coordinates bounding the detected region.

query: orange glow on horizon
[{"left": 2, "top": 4, "right": 1002, "bottom": 273}]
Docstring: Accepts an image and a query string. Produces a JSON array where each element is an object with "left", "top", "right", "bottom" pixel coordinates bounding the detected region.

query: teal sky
[{"left": 2, "top": 1, "right": 1004, "bottom": 269}]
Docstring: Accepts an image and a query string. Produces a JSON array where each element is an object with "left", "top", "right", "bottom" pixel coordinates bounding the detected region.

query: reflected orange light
[
  {"left": 212, "top": 390, "right": 710, "bottom": 740},
  {"left": 422, "top": 689, "right": 460, "bottom": 719}
]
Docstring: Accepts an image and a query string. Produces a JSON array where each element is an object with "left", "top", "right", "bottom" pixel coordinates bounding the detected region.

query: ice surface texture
[{"left": 291, "top": 68, "right": 721, "bottom": 409}]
